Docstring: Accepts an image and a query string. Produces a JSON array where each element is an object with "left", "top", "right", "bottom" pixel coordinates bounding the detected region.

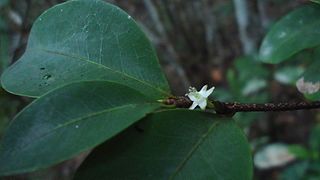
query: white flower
[{"left": 186, "top": 85, "right": 215, "bottom": 110}]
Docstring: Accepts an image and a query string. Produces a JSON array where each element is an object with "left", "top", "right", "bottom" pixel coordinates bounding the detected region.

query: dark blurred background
[{"left": 1, "top": 0, "right": 320, "bottom": 179}]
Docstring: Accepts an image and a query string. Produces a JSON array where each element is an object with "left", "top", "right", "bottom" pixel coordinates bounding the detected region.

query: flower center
[{"left": 193, "top": 92, "right": 202, "bottom": 99}]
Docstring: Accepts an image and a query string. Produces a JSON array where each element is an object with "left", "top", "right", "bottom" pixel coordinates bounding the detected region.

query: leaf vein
[{"left": 169, "top": 122, "right": 220, "bottom": 179}]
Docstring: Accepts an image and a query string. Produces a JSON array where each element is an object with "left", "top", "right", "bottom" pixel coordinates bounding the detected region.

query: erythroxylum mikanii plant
[{"left": 0, "top": 0, "right": 320, "bottom": 179}]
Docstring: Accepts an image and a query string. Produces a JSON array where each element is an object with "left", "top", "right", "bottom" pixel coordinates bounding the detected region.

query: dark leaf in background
[
  {"left": 311, "top": 0, "right": 320, "bottom": 4},
  {"left": 281, "top": 161, "right": 309, "bottom": 180},
  {"left": 75, "top": 110, "right": 253, "bottom": 180},
  {"left": 296, "top": 47, "right": 320, "bottom": 100},
  {"left": 274, "top": 66, "right": 304, "bottom": 85},
  {"left": 309, "top": 124, "right": 320, "bottom": 152},
  {"left": 259, "top": 4, "right": 320, "bottom": 63}
]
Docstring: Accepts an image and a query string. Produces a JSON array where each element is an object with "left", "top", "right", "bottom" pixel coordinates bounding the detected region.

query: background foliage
[{"left": 1, "top": 0, "right": 320, "bottom": 179}]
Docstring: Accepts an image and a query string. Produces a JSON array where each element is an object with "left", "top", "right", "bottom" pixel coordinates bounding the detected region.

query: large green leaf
[
  {"left": 0, "top": 81, "right": 159, "bottom": 176},
  {"left": 259, "top": 4, "right": 320, "bottom": 63},
  {"left": 0, "top": 0, "right": 170, "bottom": 100},
  {"left": 75, "top": 110, "right": 253, "bottom": 179}
]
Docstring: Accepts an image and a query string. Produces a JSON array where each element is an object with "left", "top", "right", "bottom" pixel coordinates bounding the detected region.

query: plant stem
[
  {"left": 163, "top": 96, "right": 320, "bottom": 115},
  {"left": 213, "top": 101, "right": 320, "bottom": 114}
]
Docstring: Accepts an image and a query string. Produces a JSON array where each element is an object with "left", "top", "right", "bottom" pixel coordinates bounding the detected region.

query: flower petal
[
  {"left": 199, "top": 100, "right": 207, "bottom": 110},
  {"left": 189, "top": 102, "right": 198, "bottom": 110},
  {"left": 187, "top": 93, "right": 198, "bottom": 101},
  {"left": 203, "top": 86, "right": 215, "bottom": 98},
  {"left": 199, "top": 85, "right": 208, "bottom": 94}
]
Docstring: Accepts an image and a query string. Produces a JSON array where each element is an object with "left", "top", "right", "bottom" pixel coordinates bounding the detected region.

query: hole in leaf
[{"left": 43, "top": 74, "right": 52, "bottom": 80}]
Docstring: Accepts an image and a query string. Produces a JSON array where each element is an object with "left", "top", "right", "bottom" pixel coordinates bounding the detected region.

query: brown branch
[{"left": 163, "top": 96, "right": 320, "bottom": 115}]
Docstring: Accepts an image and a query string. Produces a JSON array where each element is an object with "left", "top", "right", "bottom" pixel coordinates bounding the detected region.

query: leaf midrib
[
  {"left": 7, "top": 103, "right": 153, "bottom": 157},
  {"left": 169, "top": 121, "right": 220, "bottom": 179},
  {"left": 34, "top": 48, "right": 170, "bottom": 96}
]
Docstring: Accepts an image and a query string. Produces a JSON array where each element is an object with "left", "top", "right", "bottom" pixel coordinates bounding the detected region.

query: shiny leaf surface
[
  {"left": 1, "top": 0, "right": 170, "bottom": 99},
  {"left": 259, "top": 4, "right": 320, "bottom": 63},
  {"left": 0, "top": 81, "right": 159, "bottom": 176},
  {"left": 311, "top": 0, "right": 320, "bottom": 4},
  {"left": 75, "top": 110, "right": 253, "bottom": 180}
]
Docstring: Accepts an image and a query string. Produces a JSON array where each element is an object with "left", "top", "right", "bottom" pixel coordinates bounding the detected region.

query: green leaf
[
  {"left": 309, "top": 124, "right": 320, "bottom": 152},
  {"left": 241, "top": 78, "right": 267, "bottom": 96},
  {"left": 0, "top": 81, "right": 159, "bottom": 176},
  {"left": 288, "top": 145, "right": 310, "bottom": 159},
  {"left": 0, "top": 0, "right": 170, "bottom": 100},
  {"left": 75, "top": 110, "right": 253, "bottom": 179},
  {"left": 259, "top": 4, "right": 320, "bottom": 63},
  {"left": 0, "top": 32, "right": 9, "bottom": 75},
  {"left": 274, "top": 66, "right": 304, "bottom": 85},
  {"left": 302, "top": 57, "right": 320, "bottom": 84},
  {"left": 304, "top": 92, "right": 320, "bottom": 101},
  {"left": 311, "top": 0, "right": 320, "bottom": 5},
  {"left": 296, "top": 48, "right": 320, "bottom": 100},
  {"left": 281, "top": 161, "right": 309, "bottom": 180},
  {"left": 298, "top": 60, "right": 320, "bottom": 100}
]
